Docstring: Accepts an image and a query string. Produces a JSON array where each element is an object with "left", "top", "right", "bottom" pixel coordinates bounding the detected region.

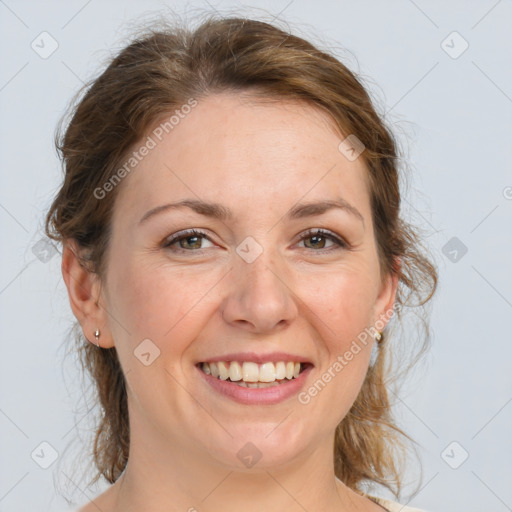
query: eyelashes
[
  {"left": 296, "top": 228, "right": 348, "bottom": 251},
  {"left": 162, "top": 228, "right": 349, "bottom": 254},
  {"left": 163, "top": 229, "right": 214, "bottom": 251}
]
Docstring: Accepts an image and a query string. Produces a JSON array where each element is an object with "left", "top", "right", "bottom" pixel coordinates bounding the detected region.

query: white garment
[{"left": 368, "top": 494, "right": 429, "bottom": 511}]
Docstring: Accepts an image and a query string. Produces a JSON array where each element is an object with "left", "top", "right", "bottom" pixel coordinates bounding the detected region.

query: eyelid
[
  {"left": 295, "top": 228, "right": 349, "bottom": 251},
  {"left": 162, "top": 228, "right": 216, "bottom": 250},
  {"left": 162, "top": 227, "right": 349, "bottom": 253}
]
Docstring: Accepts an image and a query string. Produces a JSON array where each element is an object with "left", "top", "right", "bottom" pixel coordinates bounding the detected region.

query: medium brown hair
[{"left": 46, "top": 15, "right": 437, "bottom": 497}]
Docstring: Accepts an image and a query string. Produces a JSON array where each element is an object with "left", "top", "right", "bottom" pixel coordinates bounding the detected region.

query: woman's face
[{"left": 99, "top": 92, "right": 397, "bottom": 471}]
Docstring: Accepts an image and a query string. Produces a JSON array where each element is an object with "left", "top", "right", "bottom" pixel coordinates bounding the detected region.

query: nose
[{"left": 221, "top": 249, "right": 298, "bottom": 333}]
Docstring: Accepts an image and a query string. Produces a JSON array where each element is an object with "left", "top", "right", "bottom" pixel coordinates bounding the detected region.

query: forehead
[{"left": 113, "top": 93, "right": 371, "bottom": 224}]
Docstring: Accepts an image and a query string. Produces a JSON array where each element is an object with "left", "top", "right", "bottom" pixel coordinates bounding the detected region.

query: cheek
[
  {"left": 298, "top": 273, "right": 375, "bottom": 423},
  {"left": 107, "top": 258, "right": 222, "bottom": 350},
  {"left": 312, "top": 271, "right": 377, "bottom": 404},
  {"left": 295, "top": 266, "right": 377, "bottom": 415},
  {"left": 298, "top": 264, "right": 378, "bottom": 347}
]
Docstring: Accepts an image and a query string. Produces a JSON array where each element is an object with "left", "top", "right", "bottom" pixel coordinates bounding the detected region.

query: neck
[{"left": 103, "top": 421, "right": 368, "bottom": 512}]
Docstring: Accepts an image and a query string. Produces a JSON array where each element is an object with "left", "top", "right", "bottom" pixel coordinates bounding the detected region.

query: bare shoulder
[
  {"left": 76, "top": 501, "right": 108, "bottom": 512},
  {"left": 75, "top": 486, "right": 117, "bottom": 512}
]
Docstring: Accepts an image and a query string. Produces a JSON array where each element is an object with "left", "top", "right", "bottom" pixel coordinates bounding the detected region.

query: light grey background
[{"left": 1, "top": 1, "right": 511, "bottom": 511}]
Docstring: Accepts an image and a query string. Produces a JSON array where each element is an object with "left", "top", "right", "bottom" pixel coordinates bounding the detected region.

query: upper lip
[{"left": 198, "top": 352, "right": 313, "bottom": 365}]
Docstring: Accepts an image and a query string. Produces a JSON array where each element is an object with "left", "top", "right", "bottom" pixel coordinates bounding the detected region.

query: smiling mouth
[{"left": 198, "top": 361, "right": 310, "bottom": 388}]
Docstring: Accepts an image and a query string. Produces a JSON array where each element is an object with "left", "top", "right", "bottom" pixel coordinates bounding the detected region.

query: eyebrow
[
  {"left": 286, "top": 198, "right": 364, "bottom": 225},
  {"left": 138, "top": 198, "right": 365, "bottom": 226},
  {"left": 139, "top": 199, "right": 231, "bottom": 225}
]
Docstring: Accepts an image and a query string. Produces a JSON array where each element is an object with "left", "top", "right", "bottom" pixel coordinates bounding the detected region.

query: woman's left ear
[{"left": 373, "top": 258, "right": 400, "bottom": 330}]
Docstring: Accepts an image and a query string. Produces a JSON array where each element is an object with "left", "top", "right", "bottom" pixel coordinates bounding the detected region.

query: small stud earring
[
  {"left": 94, "top": 329, "right": 101, "bottom": 348},
  {"left": 369, "top": 331, "right": 383, "bottom": 367}
]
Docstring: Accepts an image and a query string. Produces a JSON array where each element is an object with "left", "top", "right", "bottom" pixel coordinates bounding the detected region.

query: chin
[{"left": 202, "top": 421, "right": 311, "bottom": 472}]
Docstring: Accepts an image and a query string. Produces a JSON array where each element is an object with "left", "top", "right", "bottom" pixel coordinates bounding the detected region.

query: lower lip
[{"left": 196, "top": 365, "right": 313, "bottom": 405}]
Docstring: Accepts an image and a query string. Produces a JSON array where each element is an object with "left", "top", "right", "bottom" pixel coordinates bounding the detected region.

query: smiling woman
[{"left": 45, "top": 14, "right": 437, "bottom": 512}]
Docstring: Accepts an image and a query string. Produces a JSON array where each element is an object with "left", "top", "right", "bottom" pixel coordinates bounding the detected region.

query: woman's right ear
[{"left": 61, "top": 240, "right": 113, "bottom": 347}]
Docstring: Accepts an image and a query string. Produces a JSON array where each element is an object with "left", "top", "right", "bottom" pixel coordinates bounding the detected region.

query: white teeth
[
  {"left": 229, "top": 361, "right": 242, "bottom": 381},
  {"left": 275, "top": 361, "right": 286, "bottom": 380},
  {"left": 259, "top": 362, "right": 276, "bottom": 382},
  {"left": 201, "top": 360, "right": 305, "bottom": 383},
  {"left": 218, "top": 361, "right": 229, "bottom": 381},
  {"left": 242, "top": 362, "right": 259, "bottom": 382},
  {"left": 210, "top": 362, "right": 219, "bottom": 378},
  {"left": 285, "top": 362, "right": 295, "bottom": 379}
]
